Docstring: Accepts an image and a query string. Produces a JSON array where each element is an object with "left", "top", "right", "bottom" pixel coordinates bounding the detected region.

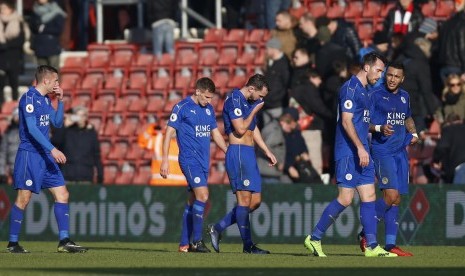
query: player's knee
[
  {"left": 250, "top": 202, "right": 261, "bottom": 211},
  {"left": 384, "top": 193, "right": 400, "bottom": 205},
  {"left": 56, "top": 189, "right": 70, "bottom": 203},
  {"left": 196, "top": 194, "right": 209, "bottom": 203}
]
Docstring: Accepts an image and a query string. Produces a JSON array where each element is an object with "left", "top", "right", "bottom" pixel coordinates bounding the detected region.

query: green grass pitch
[{"left": 1, "top": 242, "right": 464, "bottom": 275}]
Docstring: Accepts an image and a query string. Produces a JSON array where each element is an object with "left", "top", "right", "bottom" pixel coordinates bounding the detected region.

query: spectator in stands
[
  {"left": 271, "top": 10, "right": 297, "bottom": 61},
  {"left": 279, "top": 107, "right": 322, "bottom": 184},
  {"left": 433, "top": 113, "right": 465, "bottom": 184},
  {"left": 0, "top": 106, "right": 19, "bottom": 185},
  {"left": 289, "top": 68, "right": 333, "bottom": 175},
  {"left": 263, "top": 37, "right": 290, "bottom": 121},
  {"left": 69, "top": 0, "right": 89, "bottom": 51},
  {"left": 265, "top": 0, "right": 291, "bottom": 29},
  {"left": 290, "top": 47, "right": 311, "bottom": 89},
  {"left": 314, "top": 25, "right": 347, "bottom": 80},
  {"left": 28, "top": 0, "right": 66, "bottom": 69},
  {"left": 257, "top": 110, "right": 290, "bottom": 184},
  {"left": 382, "top": 0, "right": 424, "bottom": 38},
  {"left": 358, "top": 31, "right": 390, "bottom": 62},
  {"left": 315, "top": 16, "right": 362, "bottom": 62},
  {"left": 296, "top": 12, "right": 319, "bottom": 59},
  {"left": 51, "top": 106, "right": 103, "bottom": 184},
  {"left": 137, "top": 121, "right": 187, "bottom": 185},
  {"left": 395, "top": 37, "right": 440, "bottom": 132},
  {"left": 0, "top": 0, "right": 28, "bottom": 104},
  {"left": 437, "top": 0, "right": 465, "bottom": 84},
  {"left": 436, "top": 74, "right": 465, "bottom": 123},
  {"left": 145, "top": 0, "right": 177, "bottom": 60}
]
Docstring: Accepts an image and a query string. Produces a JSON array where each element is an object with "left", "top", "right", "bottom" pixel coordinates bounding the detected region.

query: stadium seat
[
  {"left": 203, "top": 28, "right": 227, "bottom": 42},
  {"left": 173, "top": 68, "right": 194, "bottom": 90},
  {"left": 380, "top": 1, "right": 396, "bottom": 18},
  {"left": 245, "top": 29, "right": 266, "bottom": 44},
  {"left": 87, "top": 112, "right": 106, "bottom": 135},
  {"left": 362, "top": 1, "right": 382, "bottom": 18},
  {"left": 307, "top": 0, "right": 327, "bottom": 18},
  {"left": 1, "top": 100, "right": 18, "bottom": 115},
  {"left": 223, "top": 29, "right": 246, "bottom": 44},
  {"left": 126, "top": 143, "right": 145, "bottom": 160},
  {"left": 175, "top": 42, "right": 198, "bottom": 66},
  {"left": 218, "top": 44, "right": 239, "bottom": 66},
  {"left": 62, "top": 55, "right": 88, "bottom": 69},
  {"left": 132, "top": 53, "right": 154, "bottom": 70},
  {"left": 212, "top": 67, "right": 231, "bottom": 90},
  {"left": 126, "top": 97, "right": 147, "bottom": 113},
  {"left": 208, "top": 161, "right": 225, "bottom": 185},
  {"left": 0, "top": 115, "right": 9, "bottom": 135},
  {"left": 99, "top": 138, "right": 112, "bottom": 159},
  {"left": 156, "top": 53, "right": 175, "bottom": 67},
  {"left": 122, "top": 68, "right": 149, "bottom": 97},
  {"left": 110, "top": 44, "right": 138, "bottom": 69},
  {"left": 103, "top": 162, "right": 119, "bottom": 185},
  {"left": 114, "top": 162, "right": 136, "bottom": 185},
  {"left": 59, "top": 68, "right": 83, "bottom": 92},
  {"left": 357, "top": 19, "right": 374, "bottom": 43},
  {"left": 344, "top": 0, "right": 363, "bottom": 19},
  {"left": 132, "top": 165, "right": 151, "bottom": 185},
  {"left": 107, "top": 139, "right": 130, "bottom": 161},
  {"left": 327, "top": 1, "right": 346, "bottom": 19},
  {"left": 146, "top": 94, "right": 166, "bottom": 113},
  {"left": 198, "top": 43, "right": 220, "bottom": 66},
  {"left": 87, "top": 44, "right": 112, "bottom": 68},
  {"left": 237, "top": 44, "right": 259, "bottom": 66},
  {"left": 102, "top": 114, "right": 122, "bottom": 137},
  {"left": 116, "top": 114, "right": 140, "bottom": 137}
]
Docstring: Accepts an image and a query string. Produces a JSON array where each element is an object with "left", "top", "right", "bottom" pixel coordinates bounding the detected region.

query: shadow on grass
[
  {"left": 7, "top": 267, "right": 465, "bottom": 275},
  {"left": 85, "top": 247, "right": 169, "bottom": 253}
]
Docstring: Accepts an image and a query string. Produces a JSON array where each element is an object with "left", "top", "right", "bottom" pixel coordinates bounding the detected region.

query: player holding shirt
[
  {"left": 358, "top": 63, "right": 419, "bottom": 256},
  {"left": 160, "top": 77, "right": 227, "bottom": 253},
  {"left": 208, "top": 74, "right": 277, "bottom": 254},
  {"left": 7, "top": 65, "right": 87, "bottom": 253},
  {"left": 303, "top": 52, "right": 397, "bottom": 257}
]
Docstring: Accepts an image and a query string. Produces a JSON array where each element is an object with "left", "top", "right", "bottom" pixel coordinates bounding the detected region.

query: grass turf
[{"left": 0, "top": 242, "right": 464, "bottom": 275}]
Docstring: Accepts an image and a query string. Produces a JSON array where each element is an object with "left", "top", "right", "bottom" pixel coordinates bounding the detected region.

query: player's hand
[
  {"left": 357, "top": 147, "right": 369, "bottom": 167},
  {"left": 266, "top": 150, "right": 277, "bottom": 166},
  {"left": 381, "top": 124, "right": 394, "bottom": 136},
  {"left": 51, "top": 148, "right": 67, "bottom": 164},
  {"left": 53, "top": 85, "right": 64, "bottom": 101},
  {"left": 160, "top": 159, "right": 169, "bottom": 178},
  {"left": 251, "top": 99, "right": 265, "bottom": 111},
  {"left": 288, "top": 166, "right": 299, "bottom": 179},
  {"left": 410, "top": 135, "right": 420, "bottom": 144}
]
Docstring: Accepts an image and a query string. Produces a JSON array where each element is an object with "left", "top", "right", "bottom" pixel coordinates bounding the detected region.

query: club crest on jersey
[
  {"left": 344, "top": 100, "right": 353, "bottom": 110},
  {"left": 25, "top": 179, "right": 33, "bottom": 186},
  {"left": 382, "top": 177, "right": 389, "bottom": 184},
  {"left": 234, "top": 108, "right": 242, "bottom": 116},
  {"left": 401, "top": 97, "right": 406, "bottom": 104},
  {"left": 243, "top": 179, "right": 250, "bottom": 186},
  {"left": 170, "top": 113, "right": 178, "bottom": 122},
  {"left": 345, "top": 173, "right": 353, "bottom": 181},
  {"left": 206, "top": 109, "right": 211, "bottom": 116},
  {"left": 26, "top": 104, "right": 34, "bottom": 113},
  {"left": 194, "top": 177, "right": 201, "bottom": 184}
]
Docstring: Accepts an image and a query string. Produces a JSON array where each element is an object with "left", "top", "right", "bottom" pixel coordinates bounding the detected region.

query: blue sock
[
  {"left": 384, "top": 205, "right": 399, "bottom": 250},
  {"left": 360, "top": 201, "right": 378, "bottom": 249},
  {"left": 215, "top": 206, "right": 237, "bottom": 233},
  {"left": 54, "top": 202, "right": 70, "bottom": 241},
  {"left": 236, "top": 206, "right": 252, "bottom": 248},
  {"left": 9, "top": 204, "right": 24, "bottom": 243},
  {"left": 375, "top": 198, "right": 389, "bottom": 222},
  {"left": 180, "top": 204, "right": 193, "bottom": 246},
  {"left": 311, "top": 199, "right": 345, "bottom": 241},
  {"left": 192, "top": 200, "right": 206, "bottom": 242}
]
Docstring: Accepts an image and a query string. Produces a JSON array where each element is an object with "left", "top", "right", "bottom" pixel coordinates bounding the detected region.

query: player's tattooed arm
[{"left": 405, "top": 117, "right": 417, "bottom": 134}]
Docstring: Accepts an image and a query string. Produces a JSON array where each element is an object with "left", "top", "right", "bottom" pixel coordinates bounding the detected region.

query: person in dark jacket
[
  {"left": 52, "top": 106, "right": 103, "bottom": 184},
  {"left": 432, "top": 114, "right": 465, "bottom": 184},
  {"left": 395, "top": 37, "right": 440, "bottom": 132},
  {"left": 314, "top": 25, "right": 348, "bottom": 80},
  {"left": 382, "top": 0, "right": 424, "bottom": 38},
  {"left": 0, "top": 106, "right": 19, "bottom": 184},
  {"left": 437, "top": 1, "right": 465, "bottom": 83},
  {"left": 28, "top": 0, "right": 66, "bottom": 69},
  {"left": 0, "top": 0, "right": 26, "bottom": 104},
  {"left": 263, "top": 37, "right": 290, "bottom": 120}
]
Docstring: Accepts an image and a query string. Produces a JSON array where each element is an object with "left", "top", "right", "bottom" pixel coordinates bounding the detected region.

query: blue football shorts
[
  {"left": 180, "top": 163, "right": 208, "bottom": 191},
  {"left": 335, "top": 155, "right": 375, "bottom": 188},
  {"left": 13, "top": 149, "right": 65, "bottom": 194},
  {"left": 373, "top": 150, "right": 409, "bottom": 195},
  {"left": 225, "top": 144, "right": 261, "bottom": 193}
]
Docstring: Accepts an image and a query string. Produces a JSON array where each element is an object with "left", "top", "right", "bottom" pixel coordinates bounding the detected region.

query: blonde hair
[{"left": 442, "top": 74, "right": 465, "bottom": 100}]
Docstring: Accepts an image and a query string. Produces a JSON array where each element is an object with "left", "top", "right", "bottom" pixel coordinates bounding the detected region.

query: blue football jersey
[
  {"left": 369, "top": 86, "right": 412, "bottom": 156},
  {"left": 223, "top": 88, "right": 257, "bottom": 135},
  {"left": 167, "top": 96, "right": 217, "bottom": 172},
  {"left": 18, "top": 87, "right": 55, "bottom": 153},
  {"left": 334, "top": 75, "right": 371, "bottom": 160}
]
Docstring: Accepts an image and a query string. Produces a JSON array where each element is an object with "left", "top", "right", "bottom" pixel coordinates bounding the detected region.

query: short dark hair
[
  {"left": 387, "top": 62, "right": 405, "bottom": 72},
  {"left": 195, "top": 77, "right": 216, "bottom": 94},
  {"left": 35, "top": 65, "right": 58, "bottom": 83},
  {"left": 245, "top": 74, "right": 269, "bottom": 91},
  {"left": 362, "top": 52, "right": 387, "bottom": 67}
]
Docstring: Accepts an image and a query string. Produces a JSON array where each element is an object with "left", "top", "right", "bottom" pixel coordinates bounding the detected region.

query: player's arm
[
  {"left": 253, "top": 126, "right": 277, "bottom": 166},
  {"left": 231, "top": 100, "right": 264, "bottom": 136},
  {"left": 211, "top": 128, "right": 227, "bottom": 153},
  {"left": 160, "top": 126, "right": 176, "bottom": 178},
  {"left": 341, "top": 111, "right": 369, "bottom": 167},
  {"left": 25, "top": 117, "right": 66, "bottom": 163},
  {"left": 50, "top": 86, "right": 65, "bottom": 127},
  {"left": 405, "top": 117, "right": 419, "bottom": 144}
]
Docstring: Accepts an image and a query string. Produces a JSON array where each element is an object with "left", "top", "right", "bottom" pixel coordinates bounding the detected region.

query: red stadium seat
[
  {"left": 110, "top": 44, "right": 138, "bottom": 69},
  {"left": 114, "top": 162, "right": 135, "bottom": 185},
  {"left": 1, "top": 100, "right": 18, "bottom": 115},
  {"left": 327, "top": 1, "right": 346, "bottom": 19},
  {"left": 357, "top": 19, "right": 374, "bottom": 42},
  {"left": 107, "top": 139, "right": 129, "bottom": 161},
  {"left": 435, "top": 0, "right": 455, "bottom": 18},
  {"left": 344, "top": 0, "right": 363, "bottom": 19},
  {"left": 88, "top": 112, "right": 106, "bottom": 135},
  {"left": 133, "top": 165, "right": 151, "bottom": 185},
  {"left": 223, "top": 29, "right": 246, "bottom": 44},
  {"left": 87, "top": 44, "right": 112, "bottom": 68},
  {"left": 218, "top": 44, "right": 239, "bottom": 66},
  {"left": 132, "top": 53, "right": 154, "bottom": 70},
  {"left": 421, "top": 0, "right": 436, "bottom": 17},
  {"left": 362, "top": 1, "right": 382, "bottom": 18},
  {"left": 198, "top": 43, "right": 220, "bottom": 66},
  {"left": 203, "top": 28, "right": 227, "bottom": 42},
  {"left": 103, "top": 162, "right": 119, "bottom": 185},
  {"left": 380, "top": 1, "right": 396, "bottom": 18},
  {"left": 307, "top": 1, "right": 327, "bottom": 18},
  {"left": 146, "top": 94, "right": 166, "bottom": 113},
  {"left": 99, "top": 138, "right": 112, "bottom": 159}
]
